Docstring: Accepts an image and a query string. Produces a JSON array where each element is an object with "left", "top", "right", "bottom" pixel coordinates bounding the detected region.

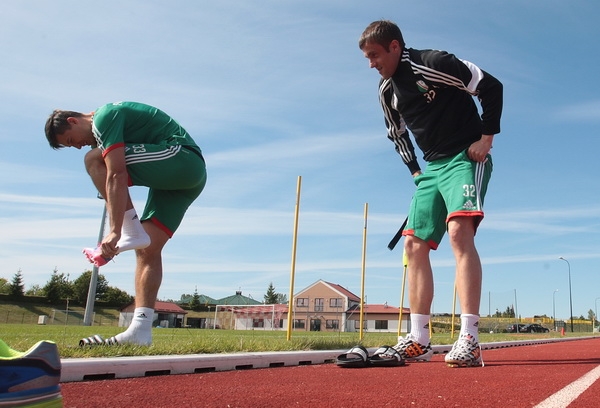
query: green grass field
[
  {"left": 1, "top": 300, "right": 592, "bottom": 358},
  {"left": 0, "top": 323, "right": 580, "bottom": 359}
]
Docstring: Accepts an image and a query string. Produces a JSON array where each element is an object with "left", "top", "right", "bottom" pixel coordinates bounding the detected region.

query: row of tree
[
  {"left": 2, "top": 270, "right": 287, "bottom": 311},
  {"left": 0, "top": 268, "right": 133, "bottom": 306}
]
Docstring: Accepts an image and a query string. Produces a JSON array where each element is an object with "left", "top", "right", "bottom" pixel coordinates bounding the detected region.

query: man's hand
[
  {"left": 468, "top": 134, "right": 494, "bottom": 162},
  {"left": 101, "top": 146, "right": 129, "bottom": 258},
  {"left": 101, "top": 231, "right": 121, "bottom": 258}
]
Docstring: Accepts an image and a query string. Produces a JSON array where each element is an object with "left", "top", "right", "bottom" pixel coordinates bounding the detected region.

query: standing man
[
  {"left": 45, "top": 101, "right": 207, "bottom": 346},
  {"left": 359, "top": 21, "right": 502, "bottom": 367}
]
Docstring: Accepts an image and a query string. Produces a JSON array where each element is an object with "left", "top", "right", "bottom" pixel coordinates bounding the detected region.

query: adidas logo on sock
[{"left": 137, "top": 313, "right": 147, "bottom": 318}]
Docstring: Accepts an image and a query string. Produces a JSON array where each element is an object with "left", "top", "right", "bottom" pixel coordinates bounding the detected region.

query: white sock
[
  {"left": 113, "top": 307, "right": 153, "bottom": 345},
  {"left": 409, "top": 313, "right": 431, "bottom": 345},
  {"left": 460, "top": 314, "right": 479, "bottom": 341},
  {"left": 116, "top": 209, "right": 150, "bottom": 253}
]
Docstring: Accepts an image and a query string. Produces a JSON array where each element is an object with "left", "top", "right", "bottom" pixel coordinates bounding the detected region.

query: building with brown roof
[
  {"left": 119, "top": 301, "right": 188, "bottom": 328},
  {"left": 288, "top": 280, "right": 409, "bottom": 333}
]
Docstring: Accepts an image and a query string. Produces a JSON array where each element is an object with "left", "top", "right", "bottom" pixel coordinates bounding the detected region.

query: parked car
[
  {"left": 506, "top": 324, "right": 527, "bottom": 333},
  {"left": 521, "top": 323, "right": 550, "bottom": 333}
]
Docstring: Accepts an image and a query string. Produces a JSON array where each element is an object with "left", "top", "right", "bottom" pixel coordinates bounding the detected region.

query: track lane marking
[{"left": 534, "top": 364, "right": 600, "bottom": 408}]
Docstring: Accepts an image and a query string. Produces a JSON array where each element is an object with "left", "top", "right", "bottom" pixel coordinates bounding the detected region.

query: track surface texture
[{"left": 61, "top": 338, "right": 600, "bottom": 407}]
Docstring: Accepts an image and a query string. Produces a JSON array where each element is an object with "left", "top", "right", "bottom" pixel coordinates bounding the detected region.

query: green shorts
[
  {"left": 125, "top": 143, "right": 207, "bottom": 237},
  {"left": 403, "top": 150, "right": 492, "bottom": 249}
]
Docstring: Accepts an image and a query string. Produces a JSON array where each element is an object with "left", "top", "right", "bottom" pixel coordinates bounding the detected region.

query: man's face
[
  {"left": 55, "top": 117, "right": 97, "bottom": 149},
  {"left": 362, "top": 40, "right": 401, "bottom": 79}
]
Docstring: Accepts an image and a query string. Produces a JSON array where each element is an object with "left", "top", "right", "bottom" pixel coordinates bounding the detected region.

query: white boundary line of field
[{"left": 59, "top": 336, "right": 587, "bottom": 382}]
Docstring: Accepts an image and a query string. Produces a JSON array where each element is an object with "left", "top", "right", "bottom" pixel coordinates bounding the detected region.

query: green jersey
[{"left": 91, "top": 101, "right": 200, "bottom": 157}]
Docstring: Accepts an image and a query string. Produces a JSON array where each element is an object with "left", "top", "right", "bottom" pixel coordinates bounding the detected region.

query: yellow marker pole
[
  {"left": 286, "top": 176, "right": 302, "bottom": 341},
  {"left": 451, "top": 283, "right": 457, "bottom": 339},
  {"left": 359, "top": 203, "right": 368, "bottom": 341},
  {"left": 397, "top": 250, "right": 408, "bottom": 337}
]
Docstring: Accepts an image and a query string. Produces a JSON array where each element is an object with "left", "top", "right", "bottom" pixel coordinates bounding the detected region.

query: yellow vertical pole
[
  {"left": 451, "top": 283, "right": 457, "bottom": 339},
  {"left": 286, "top": 176, "right": 302, "bottom": 341},
  {"left": 397, "top": 250, "right": 408, "bottom": 337},
  {"left": 359, "top": 203, "right": 368, "bottom": 341}
]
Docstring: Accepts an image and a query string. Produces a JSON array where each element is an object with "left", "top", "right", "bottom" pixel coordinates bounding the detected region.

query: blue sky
[{"left": 1, "top": 1, "right": 599, "bottom": 321}]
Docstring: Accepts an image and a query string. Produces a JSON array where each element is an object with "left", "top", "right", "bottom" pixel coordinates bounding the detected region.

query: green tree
[
  {"left": 275, "top": 293, "right": 288, "bottom": 304},
  {"left": 264, "top": 282, "right": 278, "bottom": 304},
  {"left": 503, "top": 305, "right": 515, "bottom": 318},
  {"left": 587, "top": 309, "right": 595, "bottom": 322},
  {"left": 42, "top": 268, "right": 73, "bottom": 303},
  {"left": 9, "top": 269, "right": 25, "bottom": 297},
  {"left": 190, "top": 288, "right": 201, "bottom": 311},
  {"left": 102, "top": 286, "right": 133, "bottom": 306},
  {"left": 0, "top": 278, "right": 10, "bottom": 295},
  {"left": 71, "top": 271, "right": 109, "bottom": 303},
  {"left": 25, "top": 284, "right": 42, "bottom": 296}
]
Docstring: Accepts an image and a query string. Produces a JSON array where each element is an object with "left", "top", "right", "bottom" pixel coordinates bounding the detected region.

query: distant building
[
  {"left": 207, "top": 280, "right": 409, "bottom": 333},
  {"left": 287, "top": 280, "right": 409, "bottom": 333},
  {"left": 119, "top": 301, "right": 187, "bottom": 328},
  {"left": 216, "top": 290, "right": 262, "bottom": 306}
]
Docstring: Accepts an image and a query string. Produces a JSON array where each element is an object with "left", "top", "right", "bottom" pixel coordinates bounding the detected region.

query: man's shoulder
[
  {"left": 95, "top": 101, "right": 156, "bottom": 114},
  {"left": 407, "top": 47, "right": 452, "bottom": 63}
]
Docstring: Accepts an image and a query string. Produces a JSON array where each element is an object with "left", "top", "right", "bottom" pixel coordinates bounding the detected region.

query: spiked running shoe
[
  {"left": 82, "top": 246, "right": 112, "bottom": 267},
  {"left": 392, "top": 334, "right": 433, "bottom": 362},
  {"left": 0, "top": 339, "right": 62, "bottom": 407},
  {"left": 445, "top": 334, "right": 484, "bottom": 368}
]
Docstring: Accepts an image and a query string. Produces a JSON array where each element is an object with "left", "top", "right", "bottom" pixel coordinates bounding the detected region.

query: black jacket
[{"left": 379, "top": 48, "right": 503, "bottom": 174}]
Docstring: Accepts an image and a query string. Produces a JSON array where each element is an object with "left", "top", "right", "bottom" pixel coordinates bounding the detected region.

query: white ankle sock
[
  {"left": 113, "top": 307, "right": 153, "bottom": 345},
  {"left": 410, "top": 313, "right": 431, "bottom": 345},
  {"left": 460, "top": 314, "right": 480, "bottom": 341},
  {"left": 116, "top": 209, "right": 150, "bottom": 253}
]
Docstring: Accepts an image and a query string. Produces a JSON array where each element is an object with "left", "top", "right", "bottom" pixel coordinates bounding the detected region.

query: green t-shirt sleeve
[{"left": 92, "top": 105, "right": 126, "bottom": 155}]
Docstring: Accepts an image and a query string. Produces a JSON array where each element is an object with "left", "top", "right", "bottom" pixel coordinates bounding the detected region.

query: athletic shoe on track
[
  {"left": 445, "top": 334, "right": 484, "bottom": 368},
  {"left": 392, "top": 334, "right": 433, "bottom": 362},
  {"left": 82, "top": 246, "right": 112, "bottom": 267},
  {"left": 0, "top": 339, "right": 63, "bottom": 407}
]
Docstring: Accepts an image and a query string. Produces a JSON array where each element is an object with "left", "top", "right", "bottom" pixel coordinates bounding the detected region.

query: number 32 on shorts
[{"left": 463, "top": 184, "right": 475, "bottom": 197}]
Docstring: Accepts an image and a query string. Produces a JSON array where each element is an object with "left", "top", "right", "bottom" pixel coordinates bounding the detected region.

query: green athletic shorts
[
  {"left": 124, "top": 143, "right": 207, "bottom": 237},
  {"left": 403, "top": 149, "right": 492, "bottom": 249}
]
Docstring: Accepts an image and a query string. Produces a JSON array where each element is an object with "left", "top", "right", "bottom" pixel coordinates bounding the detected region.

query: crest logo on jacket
[{"left": 416, "top": 80, "right": 429, "bottom": 93}]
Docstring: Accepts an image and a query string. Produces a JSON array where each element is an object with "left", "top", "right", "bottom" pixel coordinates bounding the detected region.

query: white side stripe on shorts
[{"left": 474, "top": 159, "right": 487, "bottom": 211}]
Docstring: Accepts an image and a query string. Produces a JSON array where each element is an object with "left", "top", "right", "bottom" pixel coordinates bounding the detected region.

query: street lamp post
[
  {"left": 553, "top": 289, "right": 558, "bottom": 331},
  {"left": 559, "top": 257, "right": 574, "bottom": 333}
]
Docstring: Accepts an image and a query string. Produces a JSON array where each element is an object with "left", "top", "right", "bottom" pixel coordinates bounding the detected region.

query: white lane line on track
[{"left": 534, "top": 364, "right": 600, "bottom": 408}]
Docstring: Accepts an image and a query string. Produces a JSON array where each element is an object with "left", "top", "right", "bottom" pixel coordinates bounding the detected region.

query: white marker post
[{"left": 83, "top": 202, "right": 108, "bottom": 326}]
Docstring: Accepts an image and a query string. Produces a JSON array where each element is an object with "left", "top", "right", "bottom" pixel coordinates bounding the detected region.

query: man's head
[
  {"left": 359, "top": 20, "right": 404, "bottom": 79},
  {"left": 45, "top": 110, "right": 96, "bottom": 149}
]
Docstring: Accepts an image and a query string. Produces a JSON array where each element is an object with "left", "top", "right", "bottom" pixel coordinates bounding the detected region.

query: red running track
[{"left": 61, "top": 338, "right": 600, "bottom": 408}]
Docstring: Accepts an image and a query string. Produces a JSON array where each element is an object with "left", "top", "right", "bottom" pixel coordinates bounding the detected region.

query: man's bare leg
[
  {"left": 445, "top": 216, "right": 484, "bottom": 367},
  {"left": 82, "top": 149, "right": 149, "bottom": 266},
  {"left": 447, "top": 217, "right": 481, "bottom": 317},
  {"left": 391, "top": 235, "right": 435, "bottom": 362},
  {"left": 109, "top": 221, "right": 169, "bottom": 345}
]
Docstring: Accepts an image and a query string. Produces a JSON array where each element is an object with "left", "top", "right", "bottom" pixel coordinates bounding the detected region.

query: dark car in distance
[
  {"left": 506, "top": 323, "right": 527, "bottom": 333},
  {"left": 522, "top": 323, "right": 550, "bottom": 333}
]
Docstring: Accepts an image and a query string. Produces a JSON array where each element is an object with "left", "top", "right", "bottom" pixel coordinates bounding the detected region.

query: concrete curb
[{"left": 60, "top": 337, "right": 587, "bottom": 382}]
